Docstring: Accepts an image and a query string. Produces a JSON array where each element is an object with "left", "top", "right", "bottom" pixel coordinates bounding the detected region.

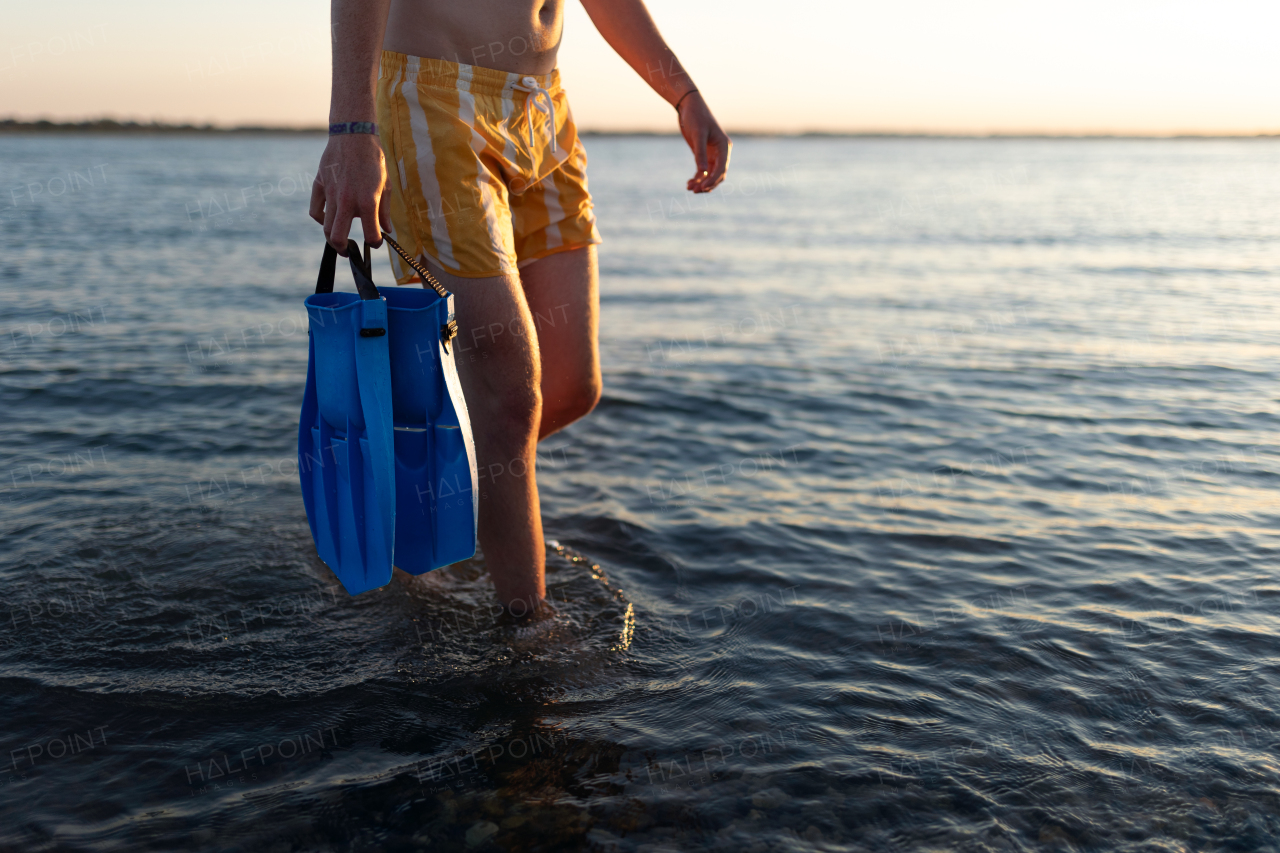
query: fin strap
[{"left": 316, "top": 241, "right": 382, "bottom": 301}]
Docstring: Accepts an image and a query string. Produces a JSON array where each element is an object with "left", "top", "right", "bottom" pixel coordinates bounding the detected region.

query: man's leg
[
  {"left": 411, "top": 258, "right": 546, "bottom": 610},
  {"left": 518, "top": 245, "right": 601, "bottom": 440}
]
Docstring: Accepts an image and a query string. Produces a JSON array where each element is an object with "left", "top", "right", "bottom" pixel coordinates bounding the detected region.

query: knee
[
  {"left": 549, "top": 374, "right": 601, "bottom": 424},
  {"left": 484, "top": 383, "right": 542, "bottom": 441},
  {"left": 576, "top": 374, "right": 603, "bottom": 419}
]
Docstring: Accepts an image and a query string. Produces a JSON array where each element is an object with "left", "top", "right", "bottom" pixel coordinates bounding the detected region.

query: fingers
[
  {"left": 699, "top": 133, "right": 731, "bottom": 192},
  {"left": 689, "top": 131, "right": 730, "bottom": 193},
  {"left": 687, "top": 132, "right": 709, "bottom": 192},
  {"left": 326, "top": 202, "right": 351, "bottom": 256},
  {"left": 359, "top": 202, "right": 383, "bottom": 248},
  {"left": 308, "top": 176, "right": 325, "bottom": 225},
  {"left": 378, "top": 189, "right": 391, "bottom": 240}
]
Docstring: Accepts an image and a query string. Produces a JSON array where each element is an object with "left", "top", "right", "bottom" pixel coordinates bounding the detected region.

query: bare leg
[
  {"left": 410, "top": 257, "right": 545, "bottom": 609},
  {"left": 518, "top": 245, "right": 602, "bottom": 440}
]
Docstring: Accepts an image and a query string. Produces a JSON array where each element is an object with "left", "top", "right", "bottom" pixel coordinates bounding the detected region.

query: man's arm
[
  {"left": 578, "top": 0, "right": 731, "bottom": 193},
  {"left": 309, "top": 0, "right": 393, "bottom": 252}
]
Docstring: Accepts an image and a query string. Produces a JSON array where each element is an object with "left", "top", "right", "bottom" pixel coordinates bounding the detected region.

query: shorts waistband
[{"left": 379, "top": 51, "right": 560, "bottom": 96}]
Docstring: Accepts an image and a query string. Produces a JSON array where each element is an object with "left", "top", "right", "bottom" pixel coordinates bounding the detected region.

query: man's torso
[{"left": 384, "top": 0, "right": 564, "bottom": 74}]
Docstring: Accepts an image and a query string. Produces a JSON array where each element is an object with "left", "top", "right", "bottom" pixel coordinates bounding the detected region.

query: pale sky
[{"left": 1, "top": 0, "right": 1277, "bottom": 134}]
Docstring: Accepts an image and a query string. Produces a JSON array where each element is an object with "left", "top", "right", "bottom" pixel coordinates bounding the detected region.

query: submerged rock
[
  {"left": 466, "top": 821, "right": 499, "bottom": 847},
  {"left": 751, "top": 788, "right": 789, "bottom": 809}
]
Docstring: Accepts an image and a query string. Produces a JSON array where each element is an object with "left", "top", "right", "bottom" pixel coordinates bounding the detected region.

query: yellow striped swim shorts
[{"left": 376, "top": 51, "right": 602, "bottom": 281}]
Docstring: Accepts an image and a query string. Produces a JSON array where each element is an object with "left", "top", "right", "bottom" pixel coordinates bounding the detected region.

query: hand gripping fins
[{"left": 298, "top": 239, "right": 478, "bottom": 594}]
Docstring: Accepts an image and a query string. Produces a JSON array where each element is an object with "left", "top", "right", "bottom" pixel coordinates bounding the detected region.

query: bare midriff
[{"left": 383, "top": 0, "right": 564, "bottom": 74}]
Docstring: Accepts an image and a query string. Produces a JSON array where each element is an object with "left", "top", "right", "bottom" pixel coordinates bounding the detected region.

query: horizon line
[{"left": 1, "top": 118, "right": 1278, "bottom": 140}]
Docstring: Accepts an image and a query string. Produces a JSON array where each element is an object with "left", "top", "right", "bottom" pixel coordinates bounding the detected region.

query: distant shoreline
[{"left": 0, "top": 118, "right": 1276, "bottom": 139}]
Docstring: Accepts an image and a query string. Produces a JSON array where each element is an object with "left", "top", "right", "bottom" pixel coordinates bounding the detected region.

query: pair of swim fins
[{"left": 298, "top": 236, "right": 478, "bottom": 594}]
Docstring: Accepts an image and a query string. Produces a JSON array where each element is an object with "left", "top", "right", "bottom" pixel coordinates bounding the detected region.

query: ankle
[{"left": 496, "top": 589, "right": 548, "bottom": 618}]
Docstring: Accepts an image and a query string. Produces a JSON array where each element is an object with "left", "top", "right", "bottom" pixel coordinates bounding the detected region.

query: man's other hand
[
  {"left": 677, "top": 92, "right": 731, "bottom": 194},
  {"left": 309, "top": 133, "right": 391, "bottom": 254}
]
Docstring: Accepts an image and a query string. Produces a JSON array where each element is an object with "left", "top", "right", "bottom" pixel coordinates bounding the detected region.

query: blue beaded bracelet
[{"left": 329, "top": 121, "right": 378, "bottom": 136}]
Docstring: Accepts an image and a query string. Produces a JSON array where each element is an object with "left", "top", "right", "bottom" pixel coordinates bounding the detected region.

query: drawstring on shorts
[{"left": 513, "top": 76, "right": 557, "bottom": 154}]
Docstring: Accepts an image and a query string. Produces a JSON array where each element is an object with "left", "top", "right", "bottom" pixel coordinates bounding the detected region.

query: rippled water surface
[{"left": 2, "top": 134, "right": 1279, "bottom": 852}]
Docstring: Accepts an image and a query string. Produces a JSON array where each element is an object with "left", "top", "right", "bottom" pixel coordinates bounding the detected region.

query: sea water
[{"left": 1, "top": 133, "right": 1279, "bottom": 851}]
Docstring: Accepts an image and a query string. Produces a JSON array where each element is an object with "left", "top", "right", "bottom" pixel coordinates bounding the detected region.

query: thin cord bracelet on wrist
[
  {"left": 329, "top": 121, "right": 378, "bottom": 136},
  {"left": 673, "top": 89, "right": 699, "bottom": 112}
]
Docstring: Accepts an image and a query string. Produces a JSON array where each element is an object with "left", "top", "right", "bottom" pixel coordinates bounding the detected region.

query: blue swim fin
[
  {"left": 298, "top": 241, "right": 396, "bottom": 594},
  {"left": 379, "top": 234, "right": 479, "bottom": 575}
]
